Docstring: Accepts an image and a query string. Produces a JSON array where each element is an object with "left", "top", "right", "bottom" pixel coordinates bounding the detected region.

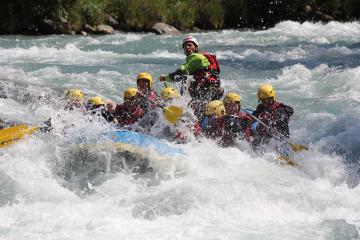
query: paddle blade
[
  {"left": 164, "top": 106, "right": 184, "bottom": 124},
  {"left": 290, "top": 142, "right": 309, "bottom": 152},
  {"left": 0, "top": 125, "right": 38, "bottom": 148}
]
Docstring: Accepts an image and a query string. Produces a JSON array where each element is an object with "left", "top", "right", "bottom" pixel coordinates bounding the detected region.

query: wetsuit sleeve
[
  {"left": 252, "top": 105, "right": 262, "bottom": 118},
  {"left": 101, "top": 109, "right": 114, "bottom": 122},
  {"left": 275, "top": 104, "right": 293, "bottom": 137},
  {"left": 179, "top": 53, "right": 210, "bottom": 75},
  {"left": 276, "top": 105, "right": 294, "bottom": 121},
  {"left": 164, "top": 53, "right": 210, "bottom": 82}
]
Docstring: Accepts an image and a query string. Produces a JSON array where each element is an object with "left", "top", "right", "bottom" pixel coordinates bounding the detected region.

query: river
[{"left": 0, "top": 21, "right": 360, "bottom": 240}]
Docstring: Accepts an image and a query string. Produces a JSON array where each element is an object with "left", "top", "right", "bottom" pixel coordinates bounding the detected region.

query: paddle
[
  {"left": 240, "top": 107, "right": 308, "bottom": 152},
  {"left": 0, "top": 118, "right": 52, "bottom": 148},
  {"left": 0, "top": 124, "right": 39, "bottom": 148},
  {"left": 138, "top": 92, "right": 184, "bottom": 125},
  {"left": 162, "top": 105, "right": 184, "bottom": 124}
]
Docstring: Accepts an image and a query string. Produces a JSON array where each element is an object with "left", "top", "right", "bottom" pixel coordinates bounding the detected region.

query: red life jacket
[
  {"left": 141, "top": 90, "right": 158, "bottom": 110},
  {"left": 146, "top": 90, "right": 158, "bottom": 100},
  {"left": 233, "top": 111, "right": 254, "bottom": 141},
  {"left": 256, "top": 102, "right": 283, "bottom": 124},
  {"left": 202, "top": 116, "right": 225, "bottom": 139},
  {"left": 222, "top": 112, "right": 253, "bottom": 143},
  {"left": 193, "top": 121, "right": 202, "bottom": 137},
  {"left": 200, "top": 51, "right": 220, "bottom": 75},
  {"left": 113, "top": 104, "right": 145, "bottom": 125},
  {"left": 254, "top": 101, "right": 293, "bottom": 137},
  {"left": 193, "top": 51, "right": 220, "bottom": 83}
]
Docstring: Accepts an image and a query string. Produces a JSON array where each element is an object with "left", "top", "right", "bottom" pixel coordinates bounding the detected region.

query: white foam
[
  {"left": 0, "top": 21, "right": 360, "bottom": 239},
  {"left": 0, "top": 44, "right": 119, "bottom": 65}
]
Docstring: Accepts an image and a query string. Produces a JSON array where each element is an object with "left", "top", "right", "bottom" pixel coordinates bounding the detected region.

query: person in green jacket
[
  {"left": 160, "top": 36, "right": 223, "bottom": 100},
  {"left": 160, "top": 36, "right": 223, "bottom": 118}
]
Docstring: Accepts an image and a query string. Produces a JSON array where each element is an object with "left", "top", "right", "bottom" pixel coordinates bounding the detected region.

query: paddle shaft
[
  {"left": 241, "top": 107, "right": 308, "bottom": 151},
  {"left": 240, "top": 107, "right": 288, "bottom": 138}
]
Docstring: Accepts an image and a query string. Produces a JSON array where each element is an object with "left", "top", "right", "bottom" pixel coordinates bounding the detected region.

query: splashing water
[{"left": 0, "top": 21, "right": 360, "bottom": 240}]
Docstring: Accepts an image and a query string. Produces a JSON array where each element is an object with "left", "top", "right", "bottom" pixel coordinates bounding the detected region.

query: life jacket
[
  {"left": 193, "top": 121, "right": 202, "bottom": 137},
  {"left": 141, "top": 90, "right": 158, "bottom": 111},
  {"left": 256, "top": 102, "right": 286, "bottom": 123},
  {"left": 113, "top": 104, "right": 145, "bottom": 126},
  {"left": 223, "top": 112, "right": 253, "bottom": 143},
  {"left": 200, "top": 51, "right": 220, "bottom": 75},
  {"left": 192, "top": 51, "right": 220, "bottom": 83},
  {"left": 254, "top": 102, "right": 293, "bottom": 137},
  {"left": 146, "top": 90, "right": 158, "bottom": 100},
  {"left": 200, "top": 115, "right": 225, "bottom": 139},
  {"left": 234, "top": 111, "right": 253, "bottom": 141},
  {"left": 188, "top": 51, "right": 223, "bottom": 101}
]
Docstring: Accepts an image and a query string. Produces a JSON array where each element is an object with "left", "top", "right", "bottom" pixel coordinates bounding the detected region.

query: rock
[
  {"left": 40, "top": 18, "right": 62, "bottom": 34},
  {"left": 84, "top": 24, "right": 96, "bottom": 33},
  {"left": 80, "top": 31, "right": 87, "bottom": 36},
  {"left": 60, "top": 17, "right": 68, "bottom": 24},
  {"left": 95, "top": 24, "right": 115, "bottom": 34},
  {"left": 106, "top": 15, "right": 119, "bottom": 28},
  {"left": 152, "top": 22, "right": 181, "bottom": 35}
]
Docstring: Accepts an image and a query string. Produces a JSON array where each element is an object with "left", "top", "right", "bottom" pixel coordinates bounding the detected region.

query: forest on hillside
[{"left": 1, "top": 0, "right": 359, "bottom": 34}]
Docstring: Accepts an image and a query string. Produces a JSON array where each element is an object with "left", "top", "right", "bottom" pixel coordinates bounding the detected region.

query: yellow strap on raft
[
  {"left": 277, "top": 156, "right": 300, "bottom": 168},
  {"left": 0, "top": 125, "right": 38, "bottom": 148},
  {"left": 290, "top": 142, "right": 309, "bottom": 152}
]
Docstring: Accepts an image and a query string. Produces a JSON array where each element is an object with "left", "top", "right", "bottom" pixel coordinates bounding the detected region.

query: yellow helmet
[
  {"left": 137, "top": 72, "right": 153, "bottom": 88},
  {"left": 161, "top": 87, "right": 180, "bottom": 100},
  {"left": 124, "top": 87, "right": 139, "bottom": 98},
  {"left": 65, "top": 89, "right": 84, "bottom": 102},
  {"left": 87, "top": 96, "right": 105, "bottom": 106},
  {"left": 257, "top": 84, "right": 276, "bottom": 100},
  {"left": 205, "top": 100, "right": 226, "bottom": 117},
  {"left": 223, "top": 93, "right": 241, "bottom": 104}
]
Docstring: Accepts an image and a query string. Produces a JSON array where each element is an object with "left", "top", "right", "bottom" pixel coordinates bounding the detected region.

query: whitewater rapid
[{"left": 0, "top": 21, "right": 360, "bottom": 239}]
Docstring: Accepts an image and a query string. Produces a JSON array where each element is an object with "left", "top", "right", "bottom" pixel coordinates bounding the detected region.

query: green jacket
[{"left": 165, "top": 53, "right": 210, "bottom": 82}]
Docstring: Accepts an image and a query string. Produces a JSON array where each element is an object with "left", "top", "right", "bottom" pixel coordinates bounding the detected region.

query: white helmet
[{"left": 182, "top": 36, "right": 199, "bottom": 48}]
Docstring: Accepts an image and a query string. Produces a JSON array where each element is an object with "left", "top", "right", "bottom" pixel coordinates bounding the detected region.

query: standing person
[
  {"left": 222, "top": 93, "right": 254, "bottom": 146},
  {"left": 107, "top": 88, "right": 145, "bottom": 127},
  {"left": 159, "top": 36, "right": 223, "bottom": 117},
  {"left": 136, "top": 72, "right": 158, "bottom": 112},
  {"left": 252, "top": 84, "right": 294, "bottom": 151}
]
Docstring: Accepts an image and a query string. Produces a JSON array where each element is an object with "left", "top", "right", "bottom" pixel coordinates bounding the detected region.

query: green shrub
[
  {"left": 196, "top": 0, "right": 224, "bottom": 29},
  {"left": 108, "top": 0, "right": 166, "bottom": 31},
  {"left": 0, "top": 0, "right": 359, "bottom": 34},
  {"left": 165, "top": 0, "right": 197, "bottom": 30},
  {"left": 76, "top": 0, "right": 108, "bottom": 25}
]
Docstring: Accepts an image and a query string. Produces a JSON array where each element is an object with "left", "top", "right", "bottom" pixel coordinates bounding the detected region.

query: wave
[
  {"left": 199, "top": 21, "right": 360, "bottom": 47},
  {"left": 0, "top": 44, "right": 118, "bottom": 66}
]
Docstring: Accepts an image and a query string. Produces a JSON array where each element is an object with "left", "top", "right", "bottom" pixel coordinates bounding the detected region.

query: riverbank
[{"left": 1, "top": 0, "right": 359, "bottom": 35}]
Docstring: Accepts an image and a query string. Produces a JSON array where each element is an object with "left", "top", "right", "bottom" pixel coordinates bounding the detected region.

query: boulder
[
  {"left": 106, "top": 15, "right": 119, "bottom": 28},
  {"left": 151, "top": 22, "right": 181, "bottom": 35},
  {"left": 95, "top": 24, "right": 115, "bottom": 34},
  {"left": 84, "top": 24, "right": 96, "bottom": 34}
]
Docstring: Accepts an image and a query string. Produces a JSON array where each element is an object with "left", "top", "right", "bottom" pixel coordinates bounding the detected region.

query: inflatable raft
[{"left": 61, "top": 130, "right": 183, "bottom": 190}]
